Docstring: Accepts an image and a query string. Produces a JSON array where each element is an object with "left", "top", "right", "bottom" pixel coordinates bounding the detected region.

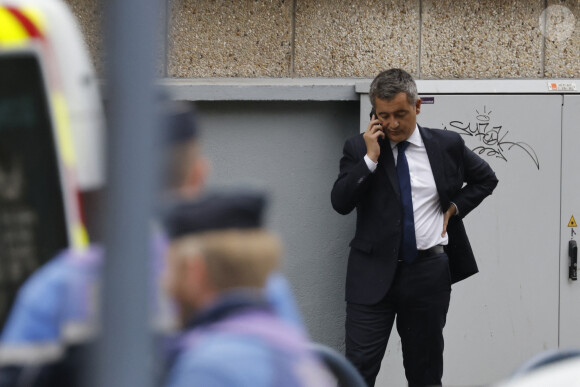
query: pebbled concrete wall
[{"left": 65, "top": 0, "right": 579, "bottom": 79}]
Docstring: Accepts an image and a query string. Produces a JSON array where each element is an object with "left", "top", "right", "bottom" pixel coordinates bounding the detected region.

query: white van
[{"left": 0, "top": 0, "right": 104, "bottom": 326}]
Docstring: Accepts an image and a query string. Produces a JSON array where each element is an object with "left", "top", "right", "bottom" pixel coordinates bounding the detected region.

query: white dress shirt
[{"left": 364, "top": 125, "right": 448, "bottom": 249}]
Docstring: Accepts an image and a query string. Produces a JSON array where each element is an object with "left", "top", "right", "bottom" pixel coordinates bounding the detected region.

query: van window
[{"left": 0, "top": 53, "right": 68, "bottom": 327}]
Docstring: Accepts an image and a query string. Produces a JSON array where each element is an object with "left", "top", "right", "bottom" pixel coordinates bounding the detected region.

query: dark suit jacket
[{"left": 331, "top": 125, "right": 498, "bottom": 305}]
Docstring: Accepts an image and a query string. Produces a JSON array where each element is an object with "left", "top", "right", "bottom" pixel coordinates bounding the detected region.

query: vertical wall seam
[
  {"left": 290, "top": 0, "right": 297, "bottom": 76},
  {"left": 541, "top": 0, "right": 548, "bottom": 77},
  {"left": 163, "top": 0, "right": 170, "bottom": 78},
  {"left": 418, "top": 0, "right": 423, "bottom": 79},
  {"left": 558, "top": 93, "right": 564, "bottom": 349}
]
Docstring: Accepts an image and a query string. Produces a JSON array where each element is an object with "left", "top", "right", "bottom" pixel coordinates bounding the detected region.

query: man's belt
[{"left": 417, "top": 244, "right": 445, "bottom": 259}]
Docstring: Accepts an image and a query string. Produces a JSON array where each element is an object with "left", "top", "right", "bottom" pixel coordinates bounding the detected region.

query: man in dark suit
[{"left": 331, "top": 68, "right": 498, "bottom": 387}]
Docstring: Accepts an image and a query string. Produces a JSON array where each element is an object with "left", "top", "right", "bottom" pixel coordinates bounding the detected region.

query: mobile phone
[{"left": 369, "top": 108, "right": 385, "bottom": 143}]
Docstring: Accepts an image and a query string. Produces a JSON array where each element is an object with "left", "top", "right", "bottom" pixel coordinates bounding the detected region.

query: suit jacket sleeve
[
  {"left": 451, "top": 140, "right": 498, "bottom": 219},
  {"left": 330, "top": 135, "right": 373, "bottom": 215}
]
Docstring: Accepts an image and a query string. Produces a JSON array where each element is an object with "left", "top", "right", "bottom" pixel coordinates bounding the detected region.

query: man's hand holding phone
[{"left": 364, "top": 113, "right": 384, "bottom": 163}]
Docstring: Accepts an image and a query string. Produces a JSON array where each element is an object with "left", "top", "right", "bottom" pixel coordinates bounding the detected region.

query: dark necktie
[{"left": 397, "top": 141, "right": 417, "bottom": 263}]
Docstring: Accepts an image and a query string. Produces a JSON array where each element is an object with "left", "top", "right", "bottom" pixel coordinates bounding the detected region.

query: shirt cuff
[
  {"left": 364, "top": 154, "right": 378, "bottom": 172},
  {"left": 450, "top": 202, "right": 459, "bottom": 216}
]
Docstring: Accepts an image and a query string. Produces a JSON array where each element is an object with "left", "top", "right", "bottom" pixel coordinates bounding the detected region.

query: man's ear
[
  {"left": 187, "top": 254, "right": 217, "bottom": 296},
  {"left": 415, "top": 98, "right": 422, "bottom": 115},
  {"left": 186, "top": 254, "right": 207, "bottom": 289}
]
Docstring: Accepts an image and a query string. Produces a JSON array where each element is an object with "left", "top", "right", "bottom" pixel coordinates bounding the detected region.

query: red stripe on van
[{"left": 5, "top": 6, "right": 43, "bottom": 40}]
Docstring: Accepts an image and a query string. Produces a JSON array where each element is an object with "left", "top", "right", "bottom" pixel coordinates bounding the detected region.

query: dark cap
[
  {"left": 162, "top": 188, "right": 267, "bottom": 240},
  {"left": 163, "top": 102, "right": 199, "bottom": 144}
]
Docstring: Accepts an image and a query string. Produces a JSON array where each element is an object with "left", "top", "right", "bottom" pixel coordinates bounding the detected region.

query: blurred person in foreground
[
  {"left": 0, "top": 100, "right": 303, "bottom": 386},
  {"left": 163, "top": 189, "right": 334, "bottom": 387}
]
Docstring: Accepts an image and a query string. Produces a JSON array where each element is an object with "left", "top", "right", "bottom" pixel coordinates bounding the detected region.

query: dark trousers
[{"left": 345, "top": 253, "right": 452, "bottom": 387}]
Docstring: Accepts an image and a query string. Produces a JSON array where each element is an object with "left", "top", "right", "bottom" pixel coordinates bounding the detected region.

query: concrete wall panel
[
  {"left": 64, "top": 0, "right": 578, "bottom": 79},
  {"left": 294, "top": 0, "right": 420, "bottom": 77},
  {"left": 421, "top": 0, "right": 545, "bottom": 79},
  {"left": 544, "top": 0, "right": 580, "bottom": 78},
  {"left": 167, "top": 0, "right": 293, "bottom": 77}
]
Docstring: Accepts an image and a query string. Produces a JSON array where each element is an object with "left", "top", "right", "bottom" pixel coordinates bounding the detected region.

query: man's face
[
  {"left": 181, "top": 142, "right": 209, "bottom": 198},
  {"left": 163, "top": 248, "right": 195, "bottom": 325},
  {"left": 375, "top": 92, "right": 421, "bottom": 143}
]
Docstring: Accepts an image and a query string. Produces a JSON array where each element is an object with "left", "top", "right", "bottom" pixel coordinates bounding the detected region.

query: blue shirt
[{"left": 167, "top": 293, "right": 333, "bottom": 387}]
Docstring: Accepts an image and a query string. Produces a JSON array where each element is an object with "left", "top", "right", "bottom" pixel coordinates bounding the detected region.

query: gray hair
[{"left": 369, "top": 68, "right": 418, "bottom": 108}]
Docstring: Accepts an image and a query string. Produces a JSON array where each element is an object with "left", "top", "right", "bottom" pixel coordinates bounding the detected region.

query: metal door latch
[{"left": 569, "top": 240, "right": 577, "bottom": 281}]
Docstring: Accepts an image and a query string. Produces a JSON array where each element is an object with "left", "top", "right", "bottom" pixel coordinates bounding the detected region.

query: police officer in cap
[{"left": 163, "top": 189, "right": 334, "bottom": 387}]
